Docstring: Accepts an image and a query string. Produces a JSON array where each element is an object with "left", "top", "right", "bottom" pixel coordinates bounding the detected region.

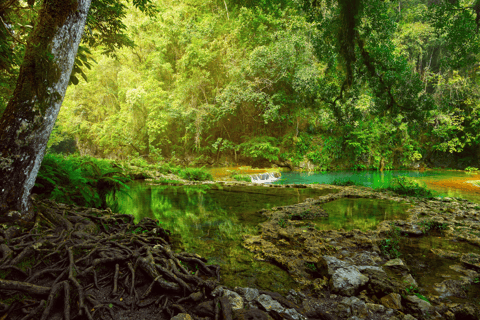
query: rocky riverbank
[
  {"left": 2, "top": 183, "right": 480, "bottom": 320},
  {"left": 241, "top": 185, "right": 480, "bottom": 319}
]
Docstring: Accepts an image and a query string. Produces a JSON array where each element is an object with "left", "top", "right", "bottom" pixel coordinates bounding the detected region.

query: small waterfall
[{"left": 250, "top": 172, "right": 281, "bottom": 183}]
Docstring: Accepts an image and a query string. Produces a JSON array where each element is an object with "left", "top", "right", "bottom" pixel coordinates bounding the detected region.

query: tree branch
[{"left": 0, "top": 15, "right": 26, "bottom": 45}]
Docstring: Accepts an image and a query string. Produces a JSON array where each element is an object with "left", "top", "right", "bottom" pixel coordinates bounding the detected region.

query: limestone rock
[
  {"left": 330, "top": 266, "right": 369, "bottom": 296},
  {"left": 236, "top": 287, "right": 260, "bottom": 302},
  {"left": 351, "top": 251, "right": 381, "bottom": 266},
  {"left": 384, "top": 258, "right": 410, "bottom": 275},
  {"left": 362, "top": 267, "right": 404, "bottom": 296},
  {"left": 340, "top": 296, "right": 368, "bottom": 318},
  {"left": 283, "top": 308, "right": 307, "bottom": 320},
  {"left": 171, "top": 313, "right": 193, "bottom": 320},
  {"left": 380, "top": 293, "right": 402, "bottom": 310},
  {"left": 402, "top": 274, "right": 418, "bottom": 287},
  {"left": 255, "top": 294, "right": 284, "bottom": 313},
  {"left": 302, "top": 297, "right": 337, "bottom": 319},
  {"left": 366, "top": 303, "right": 385, "bottom": 313},
  {"left": 357, "top": 265, "right": 383, "bottom": 273},
  {"left": 224, "top": 289, "right": 244, "bottom": 310},
  {"left": 212, "top": 286, "right": 224, "bottom": 297},
  {"left": 404, "top": 295, "right": 435, "bottom": 316},
  {"left": 317, "top": 255, "right": 352, "bottom": 277},
  {"left": 285, "top": 289, "right": 306, "bottom": 305}
]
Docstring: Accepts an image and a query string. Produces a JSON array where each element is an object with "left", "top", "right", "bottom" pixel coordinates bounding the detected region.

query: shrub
[
  {"left": 178, "top": 167, "right": 213, "bottom": 181},
  {"left": 34, "top": 154, "right": 130, "bottom": 210},
  {"left": 383, "top": 176, "right": 434, "bottom": 198}
]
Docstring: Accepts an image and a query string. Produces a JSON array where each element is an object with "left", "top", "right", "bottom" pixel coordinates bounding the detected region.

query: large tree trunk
[{"left": 0, "top": 0, "right": 91, "bottom": 222}]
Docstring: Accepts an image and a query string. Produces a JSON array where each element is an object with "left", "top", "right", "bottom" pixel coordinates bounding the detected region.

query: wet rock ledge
[{"left": 243, "top": 185, "right": 480, "bottom": 320}]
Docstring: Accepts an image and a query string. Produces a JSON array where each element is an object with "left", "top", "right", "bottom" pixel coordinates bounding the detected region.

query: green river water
[{"left": 117, "top": 170, "right": 480, "bottom": 291}]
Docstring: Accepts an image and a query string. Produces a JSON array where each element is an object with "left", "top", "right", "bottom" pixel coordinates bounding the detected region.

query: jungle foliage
[
  {"left": 3, "top": 0, "right": 480, "bottom": 170},
  {"left": 33, "top": 154, "right": 131, "bottom": 210}
]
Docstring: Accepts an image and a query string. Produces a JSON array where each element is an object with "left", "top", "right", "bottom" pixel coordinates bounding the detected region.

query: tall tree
[
  {"left": 0, "top": 0, "right": 92, "bottom": 222},
  {"left": 0, "top": 0, "right": 156, "bottom": 222}
]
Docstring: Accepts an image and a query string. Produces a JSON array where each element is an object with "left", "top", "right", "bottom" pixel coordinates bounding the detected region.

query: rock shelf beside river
[{"left": 243, "top": 185, "right": 480, "bottom": 319}]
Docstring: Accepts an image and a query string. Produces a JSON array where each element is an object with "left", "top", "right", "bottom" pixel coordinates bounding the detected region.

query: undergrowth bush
[
  {"left": 178, "top": 167, "right": 213, "bottom": 181},
  {"left": 34, "top": 154, "right": 130, "bottom": 210},
  {"left": 383, "top": 176, "right": 434, "bottom": 198}
]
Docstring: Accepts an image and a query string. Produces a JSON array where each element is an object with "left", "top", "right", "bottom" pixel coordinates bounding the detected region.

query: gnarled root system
[{"left": 0, "top": 199, "right": 222, "bottom": 320}]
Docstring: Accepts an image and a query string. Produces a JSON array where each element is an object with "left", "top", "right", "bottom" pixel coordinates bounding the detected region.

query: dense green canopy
[{"left": 3, "top": 0, "right": 480, "bottom": 170}]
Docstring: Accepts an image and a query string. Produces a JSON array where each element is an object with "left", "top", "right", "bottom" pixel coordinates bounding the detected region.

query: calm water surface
[
  {"left": 116, "top": 183, "right": 337, "bottom": 292},
  {"left": 316, "top": 198, "right": 411, "bottom": 231},
  {"left": 275, "top": 170, "right": 480, "bottom": 202},
  {"left": 117, "top": 170, "right": 480, "bottom": 291}
]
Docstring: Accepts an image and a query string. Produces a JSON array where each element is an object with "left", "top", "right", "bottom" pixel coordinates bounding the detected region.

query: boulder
[
  {"left": 224, "top": 289, "right": 244, "bottom": 310},
  {"left": 384, "top": 258, "right": 410, "bottom": 275},
  {"left": 236, "top": 287, "right": 260, "bottom": 302},
  {"left": 283, "top": 308, "right": 306, "bottom": 320},
  {"left": 256, "top": 294, "right": 284, "bottom": 313},
  {"left": 366, "top": 303, "right": 385, "bottom": 313},
  {"left": 362, "top": 267, "right": 404, "bottom": 297},
  {"left": 340, "top": 296, "right": 368, "bottom": 318},
  {"left": 404, "top": 295, "right": 435, "bottom": 316},
  {"left": 380, "top": 293, "right": 402, "bottom": 310},
  {"left": 302, "top": 297, "right": 338, "bottom": 320},
  {"left": 402, "top": 274, "right": 418, "bottom": 288},
  {"left": 330, "top": 266, "right": 369, "bottom": 296},
  {"left": 212, "top": 286, "right": 224, "bottom": 297},
  {"left": 351, "top": 251, "right": 381, "bottom": 266},
  {"left": 317, "top": 255, "right": 351, "bottom": 277}
]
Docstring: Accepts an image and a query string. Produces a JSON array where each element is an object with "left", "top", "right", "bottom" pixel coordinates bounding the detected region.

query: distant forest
[{"left": 3, "top": 0, "right": 480, "bottom": 170}]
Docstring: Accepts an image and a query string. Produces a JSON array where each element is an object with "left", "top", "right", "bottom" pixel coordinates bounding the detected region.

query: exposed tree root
[{"left": 0, "top": 199, "right": 221, "bottom": 319}]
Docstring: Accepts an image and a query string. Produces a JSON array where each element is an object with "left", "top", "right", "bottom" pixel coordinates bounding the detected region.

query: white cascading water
[{"left": 250, "top": 172, "right": 280, "bottom": 183}]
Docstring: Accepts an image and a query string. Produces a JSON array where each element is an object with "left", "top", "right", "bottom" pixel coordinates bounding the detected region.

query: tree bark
[{"left": 0, "top": 0, "right": 91, "bottom": 222}]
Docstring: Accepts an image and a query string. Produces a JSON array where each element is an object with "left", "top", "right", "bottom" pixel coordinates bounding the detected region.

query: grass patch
[
  {"left": 232, "top": 174, "right": 251, "bottom": 182},
  {"left": 380, "top": 223, "right": 402, "bottom": 259},
  {"left": 278, "top": 218, "right": 287, "bottom": 228},
  {"left": 404, "top": 285, "right": 430, "bottom": 303},
  {"left": 419, "top": 220, "right": 448, "bottom": 234}
]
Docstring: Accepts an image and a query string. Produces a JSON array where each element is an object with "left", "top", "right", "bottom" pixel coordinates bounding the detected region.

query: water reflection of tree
[{"left": 317, "top": 199, "right": 409, "bottom": 231}]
